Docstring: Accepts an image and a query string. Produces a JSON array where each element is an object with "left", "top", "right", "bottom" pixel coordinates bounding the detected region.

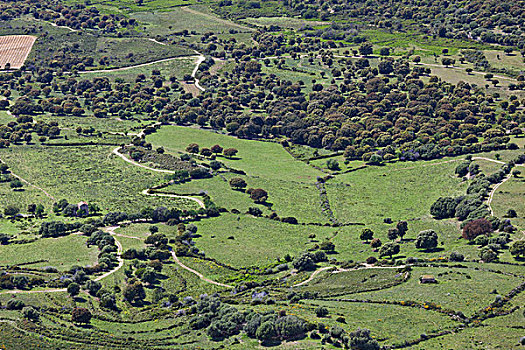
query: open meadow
[{"left": 0, "top": 1, "right": 523, "bottom": 349}]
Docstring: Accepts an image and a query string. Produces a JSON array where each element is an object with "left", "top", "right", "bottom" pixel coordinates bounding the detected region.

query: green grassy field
[
  {"left": 484, "top": 50, "right": 525, "bottom": 72},
  {"left": 327, "top": 158, "right": 467, "bottom": 225},
  {"left": 0, "top": 110, "right": 13, "bottom": 124},
  {"left": 262, "top": 57, "right": 335, "bottom": 92},
  {"left": 411, "top": 322, "right": 524, "bottom": 349},
  {"left": 131, "top": 6, "right": 252, "bottom": 36},
  {"left": 192, "top": 213, "right": 335, "bottom": 268},
  {"left": 36, "top": 114, "right": 143, "bottom": 134},
  {"left": 0, "top": 145, "right": 199, "bottom": 213},
  {"left": 147, "top": 126, "right": 323, "bottom": 180},
  {"left": 80, "top": 56, "right": 197, "bottom": 82},
  {"left": 247, "top": 299, "right": 458, "bottom": 348},
  {"left": 242, "top": 16, "right": 329, "bottom": 29},
  {"left": 147, "top": 126, "right": 328, "bottom": 222},
  {"left": 0, "top": 234, "right": 97, "bottom": 269},
  {"left": 161, "top": 175, "right": 255, "bottom": 212},
  {"left": 492, "top": 176, "right": 525, "bottom": 231},
  {"left": 297, "top": 268, "right": 406, "bottom": 296},
  {"left": 93, "top": 36, "right": 193, "bottom": 68},
  {"left": 352, "top": 266, "right": 524, "bottom": 317}
]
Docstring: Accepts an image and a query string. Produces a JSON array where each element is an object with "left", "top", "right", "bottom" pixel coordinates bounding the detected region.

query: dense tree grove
[
  {"left": 191, "top": 47, "right": 520, "bottom": 163},
  {"left": 215, "top": 0, "right": 525, "bottom": 49},
  {"left": 0, "top": 0, "right": 136, "bottom": 33}
]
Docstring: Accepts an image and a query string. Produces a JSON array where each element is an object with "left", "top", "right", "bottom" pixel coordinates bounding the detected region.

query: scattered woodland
[{"left": 0, "top": 0, "right": 523, "bottom": 349}]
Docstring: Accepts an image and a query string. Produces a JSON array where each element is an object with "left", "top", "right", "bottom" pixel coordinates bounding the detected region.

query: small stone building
[{"left": 420, "top": 275, "right": 437, "bottom": 284}]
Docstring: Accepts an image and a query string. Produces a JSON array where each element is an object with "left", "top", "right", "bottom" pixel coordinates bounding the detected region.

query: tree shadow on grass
[{"left": 425, "top": 247, "right": 445, "bottom": 253}]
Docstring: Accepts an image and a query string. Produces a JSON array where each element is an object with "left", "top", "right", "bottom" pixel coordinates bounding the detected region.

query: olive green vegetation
[
  {"left": 0, "top": 234, "right": 97, "bottom": 269},
  {"left": 0, "top": 145, "right": 200, "bottom": 213},
  {"left": 192, "top": 213, "right": 334, "bottom": 268},
  {"left": 326, "top": 158, "right": 467, "bottom": 225},
  {"left": 352, "top": 267, "right": 523, "bottom": 317},
  {"left": 0, "top": 3, "right": 523, "bottom": 349},
  {"left": 131, "top": 6, "right": 252, "bottom": 36},
  {"left": 147, "top": 125, "right": 328, "bottom": 222},
  {"left": 80, "top": 56, "right": 198, "bottom": 83}
]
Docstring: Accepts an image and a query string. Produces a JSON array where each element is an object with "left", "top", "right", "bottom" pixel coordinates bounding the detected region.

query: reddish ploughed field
[{"left": 0, "top": 35, "right": 37, "bottom": 69}]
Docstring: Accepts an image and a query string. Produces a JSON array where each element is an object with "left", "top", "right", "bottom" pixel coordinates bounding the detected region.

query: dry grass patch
[{"left": 0, "top": 35, "right": 37, "bottom": 69}]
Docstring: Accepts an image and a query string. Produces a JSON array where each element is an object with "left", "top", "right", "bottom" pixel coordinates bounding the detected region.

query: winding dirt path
[
  {"left": 148, "top": 38, "right": 166, "bottom": 46},
  {"left": 486, "top": 175, "right": 511, "bottom": 216},
  {"left": 293, "top": 266, "right": 334, "bottom": 287},
  {"left": 0, "top": 159, "right": 55, "bottom": 201},
  {"left": 112, "top": 146, "right": 206, "bottom": 208},
  {"left": 94, "top": 226, "right": 124, "bottom": 281},
  {"left": 472, "top": 156, "right": 505, "bottom": 165},
  {"left": 0, "top": 228, "right": 126, "bottom": 294},
  {"left": 111, "top": 139, "right": 229, "bottom": 287},
  {"left": 192, "top": 53, "right": 206, "bottom": 92},
  {"left": 471, "top": 157, "right": 523, "bottom": 216},
  {"left": 141, "top": 188, "right": 205, "bottom": 209},
  {"left": 169, "top": 248, "right": 233, "bottom": 288},
  {"left": 79, "top": 55, "right": 199, "bottom": 74}
]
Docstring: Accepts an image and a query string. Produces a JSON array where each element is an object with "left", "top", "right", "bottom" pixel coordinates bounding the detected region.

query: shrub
[
  {"left": 479, "top": 247, "right": 498, "bottom": 262},
  {"left": 379, "top": 242, "right": 400, "bottom": 258},
  {"left": 256, "top": 321, "right": 276, "bottom": 342},
  {"left": 360, "top": 228, "right": 374, "bottom": 242},
  {"left": 229, "top": 177, "right": 247, "bottom": 190},
  {"left": 292, "top": 253, "right": 316, "bottom": 271},
  {"left": 281, "top": 216, "right": 298, "bottom": 224},
  {"left": 366, "top": 256, "right": 377, "bottom": 264},
  {"left": 462, "top": 218, "right": 493, "bottom": 240},
  {"left": 22, "top": 306, "right": 39, "bottom": 321},
  {"left": 430, "top": 197, "right": 457, "bottom": 219},
  {"left": 6, "top": 299, "right": 25, "bottom": 310},
  {"left": 315, "top": 306, "right": 329, "bottom": 317},
  {"left": 415, "top": 230, "right": 438, "bottom": 251},
  {"left": 370, "top": 238, "right": 382, "bottom": 248},
  {"left": 449, "top": 252, "right": 464, "bottom": 262},
  {"left": 275, "top": 315, "right": 306, "bottom": 340}
]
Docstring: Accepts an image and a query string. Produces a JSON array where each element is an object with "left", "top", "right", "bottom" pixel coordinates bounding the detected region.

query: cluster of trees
[
  {"left": 86, "top": 230, "right": 120, "bottom": 271},
  {"left": 0, "top": 111, "right": 61, "bottom": 148},
  {"left": 0, "top": 0, "right": 136, "bottom": 33},
  {"left": 39, "top": 221, "right": 82, "bottom": 238},
  {"left": 122, "top": 232, "right": 171, "bottom": 261},
  {"left": 431, "top": 156, "right": 525, "bottom": 261},
  {"left": 191, "top": 51, "right": 520, "bottom": 163},
  {"left": 0, "top": 273, "right": 45, "bottom": 290},
  {"left": 185, "top": 143, "right": 239, "bottom": 159},
  {"left": 123, "top": 145, "right": 207, "bottom": 176},
  {"left": 188, "top": 295, "right": 309, "bottom": 343},
  {"left": 228, "top": 177, "right": 269, "bottom": 203},
  {"left": 216, "top": 0, "right": 525, "bottom": 49},
  {"left": 52, "top": 199, "right": 99, "bottom": 217},
  {"left": 292, "top": 250, "right": 327, "bottom": 271},
  {"left": 100, "top": 202, "right": 220, "bottom": 228}
]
